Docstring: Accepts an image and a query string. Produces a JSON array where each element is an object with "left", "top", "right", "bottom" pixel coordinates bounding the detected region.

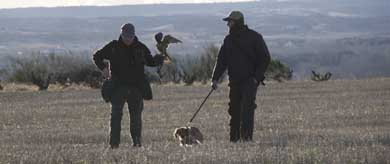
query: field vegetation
[{"left": 0, "top": 78, "right": 389, "bottom": 163}]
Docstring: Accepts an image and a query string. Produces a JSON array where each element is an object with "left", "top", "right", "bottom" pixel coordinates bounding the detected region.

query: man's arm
[
  {"left": 142, "top": 45, "right": 165, "bottom": 67},
  {"left": 254, "top": 34, "right": 271, "bottom": 83},
  {"left": 211, "top": 39, "right": 228, "bottom": 82},
  {"left": 93, "top": 41, "right": 114, "bottom": 70}
]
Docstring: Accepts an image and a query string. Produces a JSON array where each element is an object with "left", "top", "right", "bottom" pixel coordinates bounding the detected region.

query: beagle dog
[{"left": 173, "top": 126, "right": 204, "bottom": 146}]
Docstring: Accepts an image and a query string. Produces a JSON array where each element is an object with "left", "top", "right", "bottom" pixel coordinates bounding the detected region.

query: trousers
[
  {"left": 228, "top": 79, "right": 258, "bottom": 142},
  {"left": 109, "top": 85, "right": 143, "bottom": 146}
]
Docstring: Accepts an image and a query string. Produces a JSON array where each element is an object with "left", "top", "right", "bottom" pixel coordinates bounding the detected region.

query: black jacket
[
  {"left": 212, "top": 25, "right": 270, "bottom": 85},
  {"left": 93, "top": 36, "right": 163, "bottom": 88}
]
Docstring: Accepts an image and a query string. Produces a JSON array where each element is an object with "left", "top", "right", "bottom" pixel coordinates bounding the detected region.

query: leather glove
[
  {"left": 211, "top": 80, "right": 218, "bottom": 90},
  {"left": 257, "top": 75, "right": 266, "bottom": 86},
  {"left": 154, "top": 54, "right": 166, "bottom": 65}
]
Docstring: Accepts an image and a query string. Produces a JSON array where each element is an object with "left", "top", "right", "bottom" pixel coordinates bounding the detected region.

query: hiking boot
[
  {"left": 230, "top": 137, "right": 240, "bottom": 143},
  {"left": 230, "top": 129, "right": 240, "bottom": 143},
  {"left": 241, "top": 138, "right": 253, "bottom": 142},
  {"left": 132, "top": 137, "right": 142, "bottom": 147},
  {"left": 110, "top": 144, "right": 119, "bottom": 149}
]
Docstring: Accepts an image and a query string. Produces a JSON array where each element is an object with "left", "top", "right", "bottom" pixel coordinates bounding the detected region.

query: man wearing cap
[
  {"left": 211, "top": 11, "right": 271, "bottom": 142},
  {"left": 93, "top": 23, "right": 165, "bottom": 148}
]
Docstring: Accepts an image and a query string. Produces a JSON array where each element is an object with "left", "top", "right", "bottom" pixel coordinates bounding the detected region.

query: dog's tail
[{"left": 173, "top": 128, "right": 179, "bottom": 139}]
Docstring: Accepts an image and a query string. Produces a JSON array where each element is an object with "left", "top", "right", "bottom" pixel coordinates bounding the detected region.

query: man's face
[
  {"left": 122, "top": 36, "right": 134, "bottom": 46},
  {"left": 227, "top": 20, "right": 235, "bottom": 28}
]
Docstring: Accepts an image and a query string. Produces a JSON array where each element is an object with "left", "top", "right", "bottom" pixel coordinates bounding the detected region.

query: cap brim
[{"left": 223, "top": 17, "right": 231, "bottom": 21}]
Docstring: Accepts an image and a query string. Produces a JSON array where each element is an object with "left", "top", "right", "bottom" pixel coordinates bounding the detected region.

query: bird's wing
[{"left": 162, "top": 35, "right": 182, "bottom": 44}]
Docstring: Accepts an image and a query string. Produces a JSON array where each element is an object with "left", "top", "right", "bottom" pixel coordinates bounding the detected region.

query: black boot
[
  {"left": 132, "top": 137, "right": 141, "bottom": 147},
  {"left": 230, "top": 126, "right": 240, "bottom": 143},
  {"left": 110, "top": 144, "right": 119, "bottom": 149}
]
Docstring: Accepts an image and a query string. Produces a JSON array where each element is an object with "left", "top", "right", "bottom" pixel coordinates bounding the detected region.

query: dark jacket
[
  {"left": 93, "top": 36, "right": 163, "bottom": 89},
  {"left": 212, "top": 25, "right": 270, "bottom": 85}
]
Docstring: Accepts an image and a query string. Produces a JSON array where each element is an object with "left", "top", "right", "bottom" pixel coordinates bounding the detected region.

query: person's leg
[
  {"left": 109, "top": 87, "right": 127, "bottom": 148},
  {"left": 228, "top": 85, "right": 242, "bottom": 142},
  {"left": 240, "top": 80, "right": 258, "bottom": 141},
  {"left": 127, "top": 87, "right": 143, "bottom": 147}
]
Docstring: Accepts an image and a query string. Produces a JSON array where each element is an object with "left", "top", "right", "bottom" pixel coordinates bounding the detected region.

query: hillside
[{"left": 0, "top": 0, "right": 390, "bottom": 78}]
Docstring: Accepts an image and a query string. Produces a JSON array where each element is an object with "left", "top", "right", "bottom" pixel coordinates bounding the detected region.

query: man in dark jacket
[
  {"left": 211, "top": 11, "right": 271, "bottom": 142},
  {"left": 93, "top": 23, "right": 164, "bottom": 148}
]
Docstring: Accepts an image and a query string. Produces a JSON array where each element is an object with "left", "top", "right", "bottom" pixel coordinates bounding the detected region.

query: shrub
[
  {"left": 197, "top": 45, "right": 219, "bottom": 83},
  {"left": 145, "top": 69, "right": 161, "bottom": 83},
  {"left": 178, "top": 45, "right": 219, "bottom": 85},
  {"left": 7, "top": 55, "right": 51, "bottom": 90},
  {"left": 6, "top": 52, "right": 103, "bottom": 89},
  {"left": 155, "top": 57, "right": 182, "bottom": 84},
  {"left": 266, "top": 59, "right": 293, "bottom": 82},
  {"left": 3, "top": 44, "right": 293, "bottom": 88},
  {"left": 179, "top": 57, "right": 200, "bottom": 85}
]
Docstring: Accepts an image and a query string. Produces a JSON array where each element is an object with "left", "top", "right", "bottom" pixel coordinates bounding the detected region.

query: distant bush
[
  {"left": 48, "top": 55, "right": 101, "bottom": 88},
  {"left": 266, "top": 59, "right": 293, "bottom": 82},
  {"left": 0, "top": 71, "right": 4, "bottom": 89},
  {"left": 198, "top": 45, "right": 219, "bottom": 83},
  {"left": 156, "top": 57, "right": 182, "bottom": 84},
  {"left": 145, "top": 68, "right": 162, "bottom": 83},
  {"left": 7, "top": 55, "right": 52, "bottom": 90},
  {"left": 0, "top": 68, "right": 7, "bottom": 80},
  {"left": 4, "top": 45, "right": 293, "bottom": 89},
  {"left": 5, "top": 52, "right": 102, "bottom": 89},
  {"left": 178, "top": 45, "right": 219, "bottom": 85},
  {"left": 179, "top": 57, "right": 201, "bottom": 85}
]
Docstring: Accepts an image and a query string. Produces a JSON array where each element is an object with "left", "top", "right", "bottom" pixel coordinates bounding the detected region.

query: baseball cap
[
  {"left": 223, "top": 11, "right": 244, "bottom": 21},
  {"left": 121, "top": 23, "right": 135, "bottom": 39}
]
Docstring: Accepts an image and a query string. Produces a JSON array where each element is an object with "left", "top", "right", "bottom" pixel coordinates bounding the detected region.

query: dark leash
[{"left": 187, "top": 88, "right": 215, "bottom": 125}]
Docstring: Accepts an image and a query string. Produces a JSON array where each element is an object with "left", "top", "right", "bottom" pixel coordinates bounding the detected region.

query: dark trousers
[
  {"left": 228, "top": 80, "right": 258, "bottom": 142},
  {"left": 109, "top": 86, "right": 143, "bottom": 146}
]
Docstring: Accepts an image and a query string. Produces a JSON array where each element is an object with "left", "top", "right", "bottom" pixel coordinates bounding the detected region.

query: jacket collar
[{"left": 229, "top": 25, "right": 249, "bottom": 37}]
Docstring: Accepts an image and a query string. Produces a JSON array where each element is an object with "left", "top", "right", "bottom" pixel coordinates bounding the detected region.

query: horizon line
[{"left": 0, "top": 0, "right": 259, "bottom": 10}]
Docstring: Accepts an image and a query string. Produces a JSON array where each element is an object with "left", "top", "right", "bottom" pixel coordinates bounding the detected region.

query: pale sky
[{"left": 0, "top": 0, "right": 255, "bottom": 9}]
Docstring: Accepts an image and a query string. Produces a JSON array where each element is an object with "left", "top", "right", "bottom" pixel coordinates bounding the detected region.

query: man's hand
[
  {"left": 254, "top": 76, "right": 266, "bottom": 86},
  {"left": 163, "top": 57, "right": 172, "bottom": 64},
  {"left": 252, "top": 77, "right": 259, "bottom": 86},
  {"left": 211, "top": 80, "right": 218, "bottom": 90},
  {"left": 102, "top": 67, "right": 111, "bottom": 79}
]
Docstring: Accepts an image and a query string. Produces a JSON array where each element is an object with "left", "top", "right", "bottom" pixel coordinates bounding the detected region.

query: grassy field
[{"left": 0, "top": 78, "right": 390, "bottom": 163}]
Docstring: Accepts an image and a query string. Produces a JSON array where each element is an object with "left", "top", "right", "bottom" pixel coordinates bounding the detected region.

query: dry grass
[
  {"left": 0, "top": 83, "right": 93, "bottom": 92},
  {"left": 0, "top": 78, "right": 390, "bottom": 163}
]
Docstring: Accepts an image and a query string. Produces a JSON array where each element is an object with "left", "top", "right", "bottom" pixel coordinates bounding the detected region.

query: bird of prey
[{"left": 154, "top": 32, "right": 182, "bottom": 61}]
